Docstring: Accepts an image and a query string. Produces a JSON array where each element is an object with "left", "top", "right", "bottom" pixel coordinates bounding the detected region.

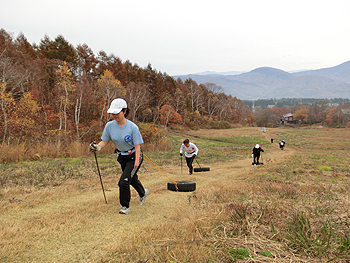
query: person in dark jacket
[
  {"left": 252, "top": 144, "right": 264, "bottom": 165},
  {"left": 279, "top": 140, "right": 285, "bottom": 150}
]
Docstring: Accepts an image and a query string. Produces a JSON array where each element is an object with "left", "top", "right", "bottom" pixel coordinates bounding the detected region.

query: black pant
[
  {"left": 117, "top": 152, "right": 145, "bottom": 208},
  {"left": 186, "top": 156, "right": 195, "bottom": 173},
  {"left": 253, "top": 153, "right": 260, "bottom": 164}
]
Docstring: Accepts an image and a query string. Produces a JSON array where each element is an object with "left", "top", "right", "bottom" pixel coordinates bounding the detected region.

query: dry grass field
[{"left": 1, "top": 127, "right": 350, "bottom": 262}]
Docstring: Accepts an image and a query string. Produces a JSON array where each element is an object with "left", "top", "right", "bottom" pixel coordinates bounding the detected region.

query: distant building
[
  {"left": 327, "top": 103, "right": 339, "bottom": 108},
  {"left": 341, "top": 109, "right": 350, "bottom": 115},
  {"left": 267, "top": 105, "right": 275, "bottom": 108},
  {"left": 280, "top": 113, "right": 297, "bottom": 125}
]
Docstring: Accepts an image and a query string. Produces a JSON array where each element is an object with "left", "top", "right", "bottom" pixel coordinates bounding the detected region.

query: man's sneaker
[
  {"left": 119, "top": 206, "right": 130, "bottom": 214},
  {"left": 139, "top": 189, "right": 149, "bottom": 205}
]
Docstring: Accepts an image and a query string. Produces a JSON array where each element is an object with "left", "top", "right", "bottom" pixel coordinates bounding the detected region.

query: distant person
[
  {"left": 89, "top": 98, "right": 148, "bottom": 215},
  {"left": 279, "top": 140, "right": 285, "bottom": 150},
  {"left": 179, "top": 139, "right": 199, "bottom": 175},
  {"left": 252, "top": 144, "right": 264, "bottom": 165},
  {"left": 271, "top": 138, "right": 274, "bottom": 143}
]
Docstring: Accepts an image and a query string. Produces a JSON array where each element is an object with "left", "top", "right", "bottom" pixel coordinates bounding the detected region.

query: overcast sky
[{"left": 1, "top": 0, "right": 350, "bottom": 75}]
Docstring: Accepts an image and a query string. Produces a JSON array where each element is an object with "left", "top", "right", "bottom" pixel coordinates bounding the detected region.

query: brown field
[{"left": 1, "top": 127, "right": 350, "bottom": 262}]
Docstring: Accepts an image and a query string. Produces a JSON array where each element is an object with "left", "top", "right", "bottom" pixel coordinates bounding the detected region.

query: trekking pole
[
  {"left": 93, "top": 151, "right": 107, "bottom": 204},
  {"left": 195, "top": 157, "right": 202, "bottom": 168},
  {"left": 181, "top": 155, "right": 183, "bottom": 174}
]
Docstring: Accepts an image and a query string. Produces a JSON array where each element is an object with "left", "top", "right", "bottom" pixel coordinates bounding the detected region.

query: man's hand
[
  {"left": 180, "top": 153, "right": 183, "bottom": 156},
  {"left": 89, "top": 142, "right": 101, "bottom": 152}
]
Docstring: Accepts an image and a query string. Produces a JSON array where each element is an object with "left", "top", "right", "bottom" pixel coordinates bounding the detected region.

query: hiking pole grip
[{"left": 94, "top": 151, "right": 107, "bottom": 204}]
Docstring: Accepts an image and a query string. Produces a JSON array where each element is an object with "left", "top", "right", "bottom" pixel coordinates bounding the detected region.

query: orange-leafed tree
[
  {"left": 294, "top": 108, "right": 309, "bottom": 123},
  {"left": 326, "top": 107, "right": 346, "bottom": 126},
  {"left": 326, "top": 108, "right": 337, "bottom": 125},
  {"left": 160, "top": 104, "right": 182, "bottom": 127},
  {"left": 76, "top": 43, "right": 98, "bottom": 79},
  {"left": 8, "top": 92, "right": 40, "bottom": 140}
]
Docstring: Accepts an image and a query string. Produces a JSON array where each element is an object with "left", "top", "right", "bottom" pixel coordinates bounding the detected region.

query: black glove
[
  {"left": 89, "top": 142, "right": 101, "bottom": 152},
  {"left": 180, "top": 153, "right": 183, "bottom": 156}
]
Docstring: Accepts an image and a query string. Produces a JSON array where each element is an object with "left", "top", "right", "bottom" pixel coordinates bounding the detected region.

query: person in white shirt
[{"left": 179, "top": 139, "right": 199, "bottom": 175}]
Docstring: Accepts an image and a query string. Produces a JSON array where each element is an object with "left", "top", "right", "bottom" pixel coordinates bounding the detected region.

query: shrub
[{"left": 138, "top": 123, "right": 171, "bottom": 151}]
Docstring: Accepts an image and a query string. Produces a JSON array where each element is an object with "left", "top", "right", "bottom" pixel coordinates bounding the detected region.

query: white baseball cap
[
  {"left": 255, "top": 144, "right": 260, "bottom": 148},
  {"left": 107, "top": 98, "right": 127, "bottom": 114}
]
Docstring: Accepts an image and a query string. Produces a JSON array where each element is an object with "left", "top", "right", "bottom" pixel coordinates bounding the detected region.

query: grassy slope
[{"left": 0, "top": 127, "right": 349, "bottom": 262}]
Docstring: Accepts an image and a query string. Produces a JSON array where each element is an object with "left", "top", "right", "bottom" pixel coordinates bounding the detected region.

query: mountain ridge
[{"left": 173, "top": 61, "right": 350, "bottom": 100}]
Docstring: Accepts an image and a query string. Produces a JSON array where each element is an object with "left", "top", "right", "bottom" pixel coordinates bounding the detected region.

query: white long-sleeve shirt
[{"left": 180, "top": 142, "right": 198, "bottom": 158}]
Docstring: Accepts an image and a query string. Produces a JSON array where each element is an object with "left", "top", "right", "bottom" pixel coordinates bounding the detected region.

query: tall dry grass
[
  {"left": 0, "top": 141, "right": 93, "bottom": 162},
  {"left": 0, "top": 129, "right": 171, "bottom": 163},
  {"left": 103, "top": 182, "right": 312, "bottom": 262}
]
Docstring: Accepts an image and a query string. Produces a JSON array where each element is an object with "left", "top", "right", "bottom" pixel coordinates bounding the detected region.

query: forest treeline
[
  {"left": 1, "top": 29, "right": 350, "bottom": 150},
  {"left": 0, "top": 29, "right": 252, "bottom": 146},
  {"left": 243, "top": 98, "right": 350, "bottom": 109}
]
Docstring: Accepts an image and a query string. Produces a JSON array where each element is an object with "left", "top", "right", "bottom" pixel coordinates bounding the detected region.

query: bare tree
[
  {"left": 55, "top": 63, "right": 75, "bottom": 134},
  {"left": 204, "top": 82, "right": 223, "bottom": 119},
  {"left": 0, "top": 49, "right": 31, "bottom": 98},
  {"left": 173, "top": 88, "right": 184, "bottom": 113},
  {"left": 0, "top": 83, "right": 14, "bottom": 143},
  {"left": 74, "top": 86, "right": 83, "bottom": 140},
  {"left": 152, "top": 92, "right": 170, "bottom": 125},
  {"left": 126, "top": 82, "right": 149, "bottom": 121},
  {"left": 187, "top": 81, "right": 203, "bottom": 114},
  {"left": 97, "top": 70, "right": 125, "bottom": 125}
]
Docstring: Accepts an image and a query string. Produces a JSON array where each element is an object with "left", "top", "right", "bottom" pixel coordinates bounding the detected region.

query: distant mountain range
[{"left": 173, "top": 61, "right": 350, "bottom": 100}]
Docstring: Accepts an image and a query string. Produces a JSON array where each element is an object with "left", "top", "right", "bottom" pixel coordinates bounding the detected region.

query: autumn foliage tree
[
  {"left": 2, "top": 28, "right": 350, "bottom": 158},
  {"left": 294, "top": 108, "right": 309, "bottom": 123},
  {"left": 160, "top": 104, "right": 182, "bottom": 127},
  {"left": 97, "top": 70, "right": 125, "bottom": 125},
  {"left": 326, "top": 108, "right": 341, "bottom": 126},
  {"left": 0, "top": 29, "right": 255, "bottom": 149},
  {"left": 0, "top": 83, "right": 15, "bottom": 143},
  {"left": 55, "top": 62, "right": 76, "bottom": 137},
  {"left": 8, "top": 92, "right": 40, "bottom": 140}
]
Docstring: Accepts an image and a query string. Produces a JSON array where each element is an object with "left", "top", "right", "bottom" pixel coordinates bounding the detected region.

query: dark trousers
[
  {"left": 186, "top": 156, "right": 195, "bottom": 173},
  {"left": 253, "top": 154, "right": 260, "bottom": 164},
  {"left": 117, "top": 152, "right": 145, "bottom": 208}
]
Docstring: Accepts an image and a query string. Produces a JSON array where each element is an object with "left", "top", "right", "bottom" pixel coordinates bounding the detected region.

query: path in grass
[{"left": 0, "top": 128, "right": 296, "bottom": 262}]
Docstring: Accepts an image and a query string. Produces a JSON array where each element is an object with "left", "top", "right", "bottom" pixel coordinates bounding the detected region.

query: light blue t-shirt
[{"left": 101, "top": 120, "right": 143, "bottom": 152}]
